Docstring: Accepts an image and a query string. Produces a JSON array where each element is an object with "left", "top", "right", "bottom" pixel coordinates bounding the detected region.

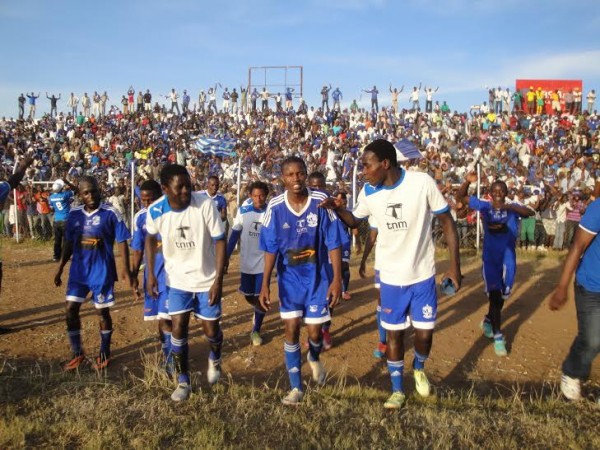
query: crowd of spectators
[{"left": 2, "top": 85, "right": 600, "bottom": 250}]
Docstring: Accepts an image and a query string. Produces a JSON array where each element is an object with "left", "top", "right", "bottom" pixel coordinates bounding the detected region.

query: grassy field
[{"left": 1, "top": 356, "right": 599, "bottom": 450}]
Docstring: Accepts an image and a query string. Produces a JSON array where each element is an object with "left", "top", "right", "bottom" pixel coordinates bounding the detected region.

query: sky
[{"left": 1, "top": 0, "right": 600, "bottom": 118}]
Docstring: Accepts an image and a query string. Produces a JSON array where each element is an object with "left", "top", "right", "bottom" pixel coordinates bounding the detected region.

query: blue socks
[
  {"left": 387, "top": 360, "right": 404, "bottom": 392},
  {"left": 99, "top": 329, "right": 113, "bottom": 357},
  {"left": 284, "top": 342, "right": 302, "bottom": 391},
  {"left": 207, "top": 329, "right": 223, "bottom": 362},
  {"left": 413, "top": 350, "right": 428, "bottom": 370},
  {"left": 308, "top": 338, "right": 323, "bottom": 362},
  {"left": 68, "top": 329, "right": 82, "bottom": 355},
  {"left": 171, "top": 336, "right": 190, "bottom": 384},
  {"left": 252, "top": 308, "right": 265, "bottom": 333}
]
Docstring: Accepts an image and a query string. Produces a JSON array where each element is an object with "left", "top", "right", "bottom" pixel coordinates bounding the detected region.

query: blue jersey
[
  {"left": 49, "top": 190, "right": 74, "bottom": 222},
  {"left": 468, "top": 197, "right": 524, "bottom": 261},
  {"left": 131, "top": 208, "right": 166, "bottom": 291},
  {"left": 260, "top": 189, "right": 341, "bottom": 303},
  {"left": 200, "top": 191, "right": 227, "bottom": 216},
  {"left": 65, "top": 204, "right": 131, "bottom": 288},
  {"left": 576, "top": 199, "right": 600, "bottom": 292},
  {"left": 0, "top": 181, "right": 9, "bottom": 203}
]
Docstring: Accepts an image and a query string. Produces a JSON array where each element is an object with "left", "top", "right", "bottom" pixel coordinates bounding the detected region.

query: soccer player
[
  {"left": 130, "top": 180, "right": 172, "bottom": 371},
  {"left": 201, "top": 175, "right": 229, "bottom": 242},
  {"left": 54, "top": 176, "right": 133, "bottom": 370},
  {"left": 0, "top": 156, "right": 34, "bottom": 334},
  {"left": 306, "top": 171, "right": 351, "bottom": 350},
  {"left": 456, "top": 172, "right": 534, "bottom": 356},
  {"left": 49, "top": 178, "right": 77, "bottom": 262},
  {"left": 145, "top": 164, "right": 226, "bottom": 402},
  {"left": 549, "top": 198, "right": 600, "bottom": 401},
  {"left": 320, "top": 139, "right": 461, "bottom": 409},
  {"left": 259, "top": 157, "right": 343, "bottom": 405},
  {"left": 226, "top": 181, "right": 269, "bottom": 346},
  {"left": 358, "top": 218, "right": 387, "bottom": 359}
]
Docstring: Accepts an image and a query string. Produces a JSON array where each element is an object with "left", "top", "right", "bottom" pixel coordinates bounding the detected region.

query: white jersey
[
  {"left": 146, "top": 192, "right": 225, "bottom": 291},
  {"left": 353, "top": 170, "right": 448, "bottom": 286},
  {"left": 231, "top": 203, "right": 266, "bottom": 274}
]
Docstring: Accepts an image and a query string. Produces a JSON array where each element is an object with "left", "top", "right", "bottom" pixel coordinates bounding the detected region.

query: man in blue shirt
[
  {"left": 457, "top": 172, "right": 534, "bottom": 356},
  {"left": 49, "top": 178, "right": 78, "bottom": 261},
  {"left": 550, "top": 198, "right": 600, "bottom": 401},
  {"left": 259, "top": 156, "right": 342, "bottom": 405},
  {"left": 0, "top": 156, "right": 33, "bottom": 334},
  {"left": 54, "top": 176, "right": 133, "bottom": 371},
  {"left": 130, "top": 180, "right": 172, "bottom": 372},
  {"left": 363, "top": 86, "right": 379, "bottom": 112}
]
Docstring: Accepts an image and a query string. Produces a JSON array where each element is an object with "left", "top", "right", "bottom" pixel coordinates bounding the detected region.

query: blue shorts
[
  {"left": 143, "top": 290, "right": 170, "bottom": 321},
  {"left": 482, "top": 250, "right": 516, "bottom": 298},
  {"left": 167, "top": 287, "right": 221, "bottom": 321},
  {"left": 379, "top": 276, "right": 437, "bottom": 330},
  {"left": 280, "top": 297, "right": 331, "bottom": 325},
  {"left": 66, "top": 281, "right": 115, "bottom": 309},
  {"left": 239, "top": 273, "right": 263, "bottom": 297}
]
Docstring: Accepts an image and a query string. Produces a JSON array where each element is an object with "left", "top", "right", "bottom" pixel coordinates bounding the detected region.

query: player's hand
[
  {"left": 54, "top": 267, "right": 63, "bottom": 287},
  {"left": 442, "top": 268, "right": 462, "bottom": 293},
  {"left": 549, "top": 287, "right": 568, "bottom": 311},
  {"left": 318, "top": 196, "right": 343, "bottom": 210},
  {"left": 208, "top": 279, "right": 223, "bottom": 306},
  {"left": 147, "top": 274, "right": 158, "bottom": 299},
  {"left": 258, "top": 286, "right": 271, "bottom": 311},
  {"left": 327, "top": 278, "right": 342, "bottom": 309},
  {"left": 359, "top": 261, "right": 368, "bottom": 279},
  {"left": 131, "top": 276, "right": 141, "bottom": 302}
]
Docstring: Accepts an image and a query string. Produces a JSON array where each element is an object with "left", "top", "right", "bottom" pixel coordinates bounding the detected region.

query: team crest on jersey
[
  {"left": 306, "top": 212, "right": 318, "bottom": 228},
  {"left": 422, "top": 304, "right": 433, "bottom": 319},
  {"left": 385, "top": 202, "right": 408, "bottom": 231},
  {"left": 91, "top": 216, "right": 101, "bottom": 226}
]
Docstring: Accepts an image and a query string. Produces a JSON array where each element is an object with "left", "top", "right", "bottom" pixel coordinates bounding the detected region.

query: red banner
[{"left": 515, "top": 79, "right": 583, "bottom": 115}]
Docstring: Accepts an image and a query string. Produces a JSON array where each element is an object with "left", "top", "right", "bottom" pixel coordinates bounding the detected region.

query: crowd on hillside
[{"left": 2, "top": 84, "right": 600, "bottom": 249}]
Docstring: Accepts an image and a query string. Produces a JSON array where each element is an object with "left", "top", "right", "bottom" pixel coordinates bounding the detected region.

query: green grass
[{"left": 1, "top": 356, "right": 598, "bottom": 450}]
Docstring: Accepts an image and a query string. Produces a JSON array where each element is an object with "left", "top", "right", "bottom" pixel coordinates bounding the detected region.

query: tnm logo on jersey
[
  {"left": 385, "top": 202, "right": 408, "bottom": 230},
  {"left": 175, "top": 225, "right": 196, "bottom": 249},
  {"left": 249, "top": 221, "right": 261, "bottom": 238}
]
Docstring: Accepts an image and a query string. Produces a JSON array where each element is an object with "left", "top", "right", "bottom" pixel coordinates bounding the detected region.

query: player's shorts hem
[
  {"left": 280, "top": 311, "right": 303, "bottom": 320},
  {"left": 342, "top": 257, "right": 350, "bottom": 263},
  {"left": 158, "top": 313, "right": 172, "bottom": 320},
  {"left": 374, "top": 283, "right": 381, "bottom": 289},
  {"left": 143, "top": 315, "right": 158, "bottom": 321},
  {"left": 93, "top": 301, "right": 114, "bottom": 309},
  {"left": 305, "top": 315, "right": 331, "bottom": 325},
  {"left": 381, "top": 319, "right": 411, "bottom": 331},
  {"left": 193, "top": 314, "right": 221, "bottom": 321},
  {"left": 411, "top": 320, "right": 435, "bottom": 330},
  {"left": 66, "top": 295, "right": 86, "bottom": 303},
  {"left": 169, "top": 308, "right": 194, "bottom": 316}
]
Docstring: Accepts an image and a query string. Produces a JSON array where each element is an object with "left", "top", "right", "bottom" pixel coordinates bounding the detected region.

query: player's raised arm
[{"left": 319, "top": 196, "right": 361, "bottom": 228}]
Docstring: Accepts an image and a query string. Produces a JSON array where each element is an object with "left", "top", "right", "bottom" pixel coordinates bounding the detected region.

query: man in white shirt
[
  {"left": 145, "top": 164, "right": 226, "bottom": 402},
  {"left": 321, "top": 139, "right": 461, "bottom": 409}
]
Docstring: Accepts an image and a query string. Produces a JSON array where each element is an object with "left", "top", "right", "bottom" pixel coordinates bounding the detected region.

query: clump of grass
[{"left": 1, "top": 357, "right": 598, "bottom": 449}]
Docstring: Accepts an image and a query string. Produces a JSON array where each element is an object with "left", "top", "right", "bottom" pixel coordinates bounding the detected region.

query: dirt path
[{"left": 0, "top": 241, "right": 596, "bottom": 394}]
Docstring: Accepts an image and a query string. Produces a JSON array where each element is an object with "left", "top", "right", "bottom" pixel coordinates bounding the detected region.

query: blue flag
[
  {"left": 394, "top": 138, "right": 423, "bottom": 161},
  {"left": 195, "top": 136, "right": 236, "bottom": 157}
]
